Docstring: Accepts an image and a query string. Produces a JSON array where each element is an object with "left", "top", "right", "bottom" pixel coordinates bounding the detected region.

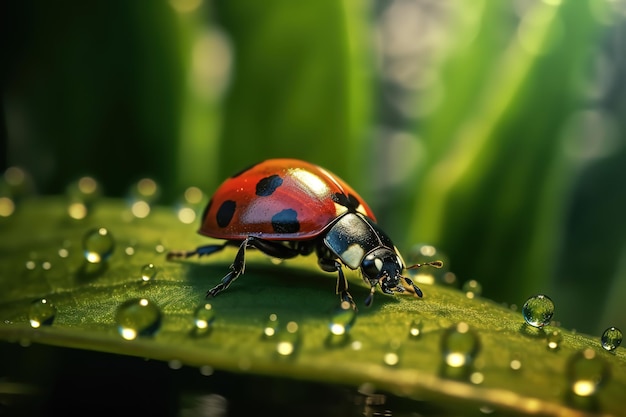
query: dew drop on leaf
[
  {"left": 115, "top": 298, "right": 162, "bottom": 340},
  {"left": 141, "top": 263, "right": 157, "bottom": 282},
  {"left": 462, "top": 280, "right": 482, "bottom": 299},
  {"left": 83, "top": 227, "right": 115, "bottom": 263},
  {"left": 193, "top": 303, "right": 216, "bottom": 336},
  {"left": 600, "top": 327, "right": 622, "bottom": 352},
  {"left": 408, "top": 320, "right": 423, "bottom": 339},
  {"left": 263, "top": 313, "right": 279, "bottom": 338},
  {"left": 276, "top": 321, "right": 300, "bottom": 357},
  {"left": 522, "top": 294, "right": 554, "bottom": 328},
  {"left": 441, "top": 322, "right": 480, "bottom": 368},
  {"left": 29, "top": 298, "right": 57, "bottom": 328},
  {"left": 567, "top": 348, "right": 609, "bottom": 397},
  {"left": 546, "top": 329, "right": 563, "bottom": 351},
  {"left": 329, "top": 301, "right": 356, "bottom": 336}
]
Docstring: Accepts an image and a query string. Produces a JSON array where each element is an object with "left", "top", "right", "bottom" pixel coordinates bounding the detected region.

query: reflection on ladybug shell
[{"left": 199, "top": 159, "right": 376, "bottom": 241}]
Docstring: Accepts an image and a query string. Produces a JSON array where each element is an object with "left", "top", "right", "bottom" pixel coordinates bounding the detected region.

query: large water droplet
[
  {"left": 567, "top": 348, "right": 609, "bottom": 397},
  {"left": 329, "top": 301, "right": 356, "bottom": 336},
  {"left": 29, "top": 298, "right": 57, "bottom": 328},
  {"left": 522, "top": 294, "right": 554, "bottom": 328},
  {"left": 141, "top": 264, "right": 157, "bottom": 282},
  {"left": 600, "top": 327, "right": 622, "bottom": 351},
  {"left": 83, "top": 227, "right": 115, "bottom": 263},
  {"left": 441, "top": 322, "right": 480, "bottom": 369},
  {"left": 116, "top": 298, "right": 162, "bottom": 340},
  {"left": 276, "top": 321, "right": 300, "bottom": 357},
  {"left": 462, "top": 280, "right": 482, "bottom": 299},
  {"left": 193, "top": 303, "right": 216, "bottom": 336}
]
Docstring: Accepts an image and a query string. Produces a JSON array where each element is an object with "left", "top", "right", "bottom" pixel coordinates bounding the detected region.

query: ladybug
[{"left": 167, "top": 159, "right": 441, "bottom": 307}]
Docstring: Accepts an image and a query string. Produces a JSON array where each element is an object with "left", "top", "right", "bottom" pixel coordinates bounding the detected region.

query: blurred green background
[{"left": 2, "top": 0, "right": 625, "bottom": 336}]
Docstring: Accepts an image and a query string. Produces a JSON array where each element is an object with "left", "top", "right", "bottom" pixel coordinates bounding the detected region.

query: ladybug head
[
  {"left": 361, "top": 248, "right": 443, "bottom": 307},
  {"left": 361, "top": 248, "right": 409, "bottom": 307}
]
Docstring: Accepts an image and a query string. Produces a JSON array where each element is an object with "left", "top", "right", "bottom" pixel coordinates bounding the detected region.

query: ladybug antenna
[{"left": 406, "top": 260, "right": 444, "bottom": 270}]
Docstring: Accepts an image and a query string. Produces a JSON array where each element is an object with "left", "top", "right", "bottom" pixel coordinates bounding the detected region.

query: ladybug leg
[
  {"left": 402, "top": 276, "right": 423, "bottom": 298},
  {"left": 207, "top": 236, "right": 303, "bottom": 298},
  {"left": 318, "top": 257, "right": 356, "bottom": 309},
  {"left": 166, "top": 242, "right": 232, "bottom": 260}
]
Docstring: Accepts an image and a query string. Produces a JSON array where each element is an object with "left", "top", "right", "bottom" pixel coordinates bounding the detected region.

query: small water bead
[
  {"left": 83, "top": 227, "right": 115, "bottom": 263},
  {"left": 29, "top": 299, "right": 57, "bottom": 328},
  {"left": 441, "top": 322, "right": 480, "bottom": 368},
  {"left": 263, "top": 314, "right": 279, "bottom": 337},
  {"left": 546, "top": 329, "right": 563, "bottom": 351},
  {"left": 66, "top": 176, "right": 101, "bottom": 219},
  {"left": 128, "top": 178, "right": 160, "bottom": 218},
  {"left": 276, "top": 321, "right": 300, "bottom": 356},
  {"left": 383, "top": 341, "right": 402, "bottom": 367},
  {"left": 141, "top": 264, "right": 157, "bottom": 282},
  {"left": 193, "top": 303, "right": 216, "bottom": 336},
  {"left": 462, "top": 280, "right": 482, "bottom": 299},
  {"left": 522, "top": 294, "right": 554, "bottom": 328},
  {"left": 116, "top": 298, "right": 162, "bottom": 340},
  {"left": 567, "top": 349, "right": 609, "bottom": 397},
  {"left": 408, "top": 320, "right": 423, "bottom": 339},
  {"left": 329, "top": 301, "right": 357, "bottom": 336},
  {"left": 600, "top": 326, "right": 622, "bottom": 351}
]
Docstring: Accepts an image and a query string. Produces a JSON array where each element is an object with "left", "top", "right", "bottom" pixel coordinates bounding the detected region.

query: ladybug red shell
[
  {"left": 199, "top": 159, "right": 376, "bottom": 240},
  {"left": 167, "top": 158, "right": 441, "bottom": 307}
]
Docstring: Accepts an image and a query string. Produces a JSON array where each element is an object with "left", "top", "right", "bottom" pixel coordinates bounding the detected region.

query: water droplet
[
  {"left": 155, "top": 244, "right": 166, "bottom": 254},
  {"left": 276, "top": 321, "right": 300, "bottom": 356},
  {"left": 600, "top": 326, "right": 622, "bottom": 351},
  {"left": 462, "top": 280, "right": 482, "bottom": 299},
  {"left": 547, "top": 329, "right": 563, "bottom": 351},
  {"left": 408, "top": 320, "right": 423, "bottom": 339},
  {"left": 141, "top": 264, "right": 157, "bottom": 282},
  {"left": 383, "top": 341, "right": 401, "bottom": 367},
  {"left": 29, "top": 299, "right": 57, "bottom": 328},
  {"left": 441, "top": 322, "right": 480, "bottom": 368},
  {"left": 66, "top": 176, "right": 101, "bottom": 219},
  {"left": 0, "top": 196, "right": 15, "bottom": 218},
  {"left": 193, "top": 303, "right": 216, "bottom": 336},
  {"left": 199, "top": 365, "right": 214, "bottom": 376},
  {"left": 470, "top": 371, "right": 484, "bottom": 385},
  {"left": 263, "top": 313, "right": 279, "bottom": 338},
  {"left": 83, "top": 227, "right": 115, "bottom": 263},
  {"left": 510, "top": 357, "right": 523, "bottom": 371},
  {"left": 522, "top": 294, "right": 554, "bottom": 328},
  {"left": 329, "top": 301, "right": 356, "bottom": 336},
  {"left": 168, "top": 359, "right": 183, "bottom": 370},
  {"left": 115, "top": 298, "right": 162, "bottom": 340},
  {"left": 567, "top": 348, "right": 609, "bottom": 397},
  {"left": 128, "top": 178, "right": 160, "bottom": 218}
]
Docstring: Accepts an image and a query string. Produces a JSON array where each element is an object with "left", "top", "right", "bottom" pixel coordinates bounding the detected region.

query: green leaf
[{"left": 1, "top": 198, "right": 625, "bottom": 415}]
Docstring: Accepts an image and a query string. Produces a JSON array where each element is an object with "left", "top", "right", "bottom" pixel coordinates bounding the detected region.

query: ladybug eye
[{"left": 362, "top": 255, "right": 383, "bottom": 279}]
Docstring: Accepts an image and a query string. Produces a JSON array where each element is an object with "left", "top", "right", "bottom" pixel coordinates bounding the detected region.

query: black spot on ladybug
[
  {"left": 216, "top": 200, "right": 237, "bottom": 228},
  {"left": 230, "top": 162, "right": 258, "bottom": 179},
  {"left": 271, "top": 209, "right": 300, "bottom": 234},
  {"left": 256, "top": 175, "right": 284, "bottom": 197},
  {"left": 332, "top": 192, "right": 360, "bottom": 212}
]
